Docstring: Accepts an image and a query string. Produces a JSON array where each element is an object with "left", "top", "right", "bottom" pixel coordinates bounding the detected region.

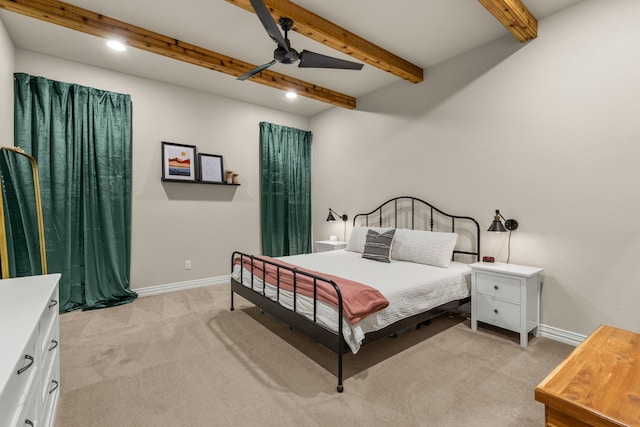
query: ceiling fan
[{"left": 237, "top": 0, "right": 364, "bottom": 81}]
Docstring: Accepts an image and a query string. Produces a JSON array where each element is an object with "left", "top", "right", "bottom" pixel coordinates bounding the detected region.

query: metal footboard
[{"left": 230, "top": 251, "right": 347, "bottom": 392}]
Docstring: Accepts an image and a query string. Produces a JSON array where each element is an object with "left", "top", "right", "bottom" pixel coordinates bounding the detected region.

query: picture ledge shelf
[{"left": 161, "top": 178, "right": 240, "bottom": 186}]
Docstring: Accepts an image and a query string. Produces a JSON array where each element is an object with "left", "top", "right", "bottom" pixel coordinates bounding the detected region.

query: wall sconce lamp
[
  {"left": 488, "top": 209, "right": 518, "bottom": 263},
  {"left": 487, "top": 209, "right": 518, "bottom": 232},
  {"left": 326, "top": 208, "right": 348, "bottom": 223},
  {"left": 326, "top": 208, "right": 348, "bottom": 241}
]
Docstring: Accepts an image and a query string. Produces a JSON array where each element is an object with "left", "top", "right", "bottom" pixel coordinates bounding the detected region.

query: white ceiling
[{"left": 0, "top": 0, "right": 584, "bottom": 117}]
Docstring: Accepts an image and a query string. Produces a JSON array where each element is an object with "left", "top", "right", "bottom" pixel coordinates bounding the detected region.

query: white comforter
[{"left": 232, "top": 250, "right": 470, "bottom": 353}]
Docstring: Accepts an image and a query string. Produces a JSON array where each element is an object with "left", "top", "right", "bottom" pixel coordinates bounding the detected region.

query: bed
[{"left": 230, "top": 196, "right": 480, "bottom": 392}]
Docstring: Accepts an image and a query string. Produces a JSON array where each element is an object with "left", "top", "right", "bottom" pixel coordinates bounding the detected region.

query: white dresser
[
  {"left": 0, "top": 274, "right": 61, "bottom": 427},
  {"left": 470, "top": 262, "right": 543, "bottom": 347}
]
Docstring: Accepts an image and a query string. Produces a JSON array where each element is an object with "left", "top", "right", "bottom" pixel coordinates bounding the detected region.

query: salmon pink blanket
[{"left": 235, "top": 256, "right": 389, "bottom": 324}]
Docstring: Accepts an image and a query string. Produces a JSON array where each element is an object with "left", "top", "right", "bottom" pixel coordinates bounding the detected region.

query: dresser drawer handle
[
  {"left": 48, "top": 299, "right": 58, "bottom": 309},
  {"left": 494, "top": 285, "right": 499, "bottom": 290},
  {"left": 17, "top": 355, "right": 34, "bottom": 375},
  {"left": 25, "top": 420, "right": 34, "bottom": 426},
  {"left": 494, "top": 309, "right": 499, "bottom": 314},
  {"left": 49, "top": 379, "right": 59, "bottom": 394},
  {"left": 49, "top": 340, "right": 59, "bottom": 351}
]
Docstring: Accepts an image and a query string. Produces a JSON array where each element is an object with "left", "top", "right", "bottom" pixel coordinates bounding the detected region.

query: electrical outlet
[{"left": 185, "top": 260, "right": 192, "bottom": 270}]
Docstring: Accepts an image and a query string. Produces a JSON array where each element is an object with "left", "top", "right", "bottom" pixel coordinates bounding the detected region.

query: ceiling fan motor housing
[{"left": 274, "top": 46, "right": 298, "bottom": 63}]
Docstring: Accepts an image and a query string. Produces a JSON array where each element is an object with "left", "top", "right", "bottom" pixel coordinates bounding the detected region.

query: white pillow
[
  {"left": 391, "top": 229, "right": 458, "bottom": 268},
  {"left": 345, "top": 226, "right": 393, "bottom": 253}
]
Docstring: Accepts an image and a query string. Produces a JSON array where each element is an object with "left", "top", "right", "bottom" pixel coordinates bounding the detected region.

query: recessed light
[
  {"left": 107, "top": 40, "right": 126, "bottom": 51},
  {"left": 285, "top": 91, "right": 298, "bottom": 99}
]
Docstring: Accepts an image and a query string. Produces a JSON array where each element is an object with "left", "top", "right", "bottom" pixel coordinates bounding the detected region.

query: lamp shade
[
  {"left": 326, "top": 210, "right": 336, "bottom": 222},
  {"left": 488, "top": 217, "right": 507, "bottom": 232}
]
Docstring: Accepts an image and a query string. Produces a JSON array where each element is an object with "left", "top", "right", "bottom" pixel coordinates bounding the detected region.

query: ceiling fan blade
[
  {"left": 298, "top": 50, "right": 363, "bottom": 70},
  {"left": 237, "top": 60, "right": 277, "bottom": 81},
  {"left": 249, "top": 0, "right": 289, "bottom": 52}
]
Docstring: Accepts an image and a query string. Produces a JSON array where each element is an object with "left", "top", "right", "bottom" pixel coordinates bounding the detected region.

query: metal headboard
[{"left": 352, "top": 196, "right": 480, "bottom": 262}]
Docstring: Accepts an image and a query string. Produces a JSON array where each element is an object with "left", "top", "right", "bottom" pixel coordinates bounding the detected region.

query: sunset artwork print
[
  {"left": 161, "top": 142, "right": 197, "bottom": 181},
  {"left": 168, "top": 149, "right": 191, "bottom": 176}
]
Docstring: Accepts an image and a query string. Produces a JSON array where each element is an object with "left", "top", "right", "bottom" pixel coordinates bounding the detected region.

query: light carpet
[{"left": 55, "top": 284, "right": 572, "bottom": 426}]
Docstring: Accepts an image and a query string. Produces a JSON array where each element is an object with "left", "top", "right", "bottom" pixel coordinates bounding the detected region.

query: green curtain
[
  {"left": 259, "top": 121, "right": 312, "bottom": 256},
  {"left": 1, "top": 72, "right": 137, "bottom": 312}
]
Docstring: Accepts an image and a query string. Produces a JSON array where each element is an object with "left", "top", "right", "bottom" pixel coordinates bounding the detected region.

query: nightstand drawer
[
  {"left": 475, "top": 295, "right": 520, "bottom": 330},
  {"left": 475, "top": 272, "right": 520, "bottom": 303}
]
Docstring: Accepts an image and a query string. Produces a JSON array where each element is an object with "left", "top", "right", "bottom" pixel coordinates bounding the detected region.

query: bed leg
[
  {"left": 230, "top": 289, "right": 235, "bottom": 311},
  {"left": 337, "top": 349, "right": 344, "bottom": 393}
]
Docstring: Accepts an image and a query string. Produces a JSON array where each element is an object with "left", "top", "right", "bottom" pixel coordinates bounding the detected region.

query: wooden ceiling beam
[
  {"left": 477, "top": 0, "right": 538, "bottom": 42},
  {"left": 225, "top": 0, "right": 424, "bottom": 83},
  {"left": 0, "top": 0, "right": 356, "bottom": 109}
]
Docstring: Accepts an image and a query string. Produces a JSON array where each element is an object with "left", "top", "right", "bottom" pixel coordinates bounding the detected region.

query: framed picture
[
  {"left": 161, "top": 141, "right": 197, "bottom": 181},
  {"left": 198, "top": 153, "right": 224, "bottom": 183}
]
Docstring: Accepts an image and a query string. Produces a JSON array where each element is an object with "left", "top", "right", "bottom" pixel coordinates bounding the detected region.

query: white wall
[
  {"left": 7, "top": 0, "right": 639, "bottom": 336},
  {"left": 311, "top": 0, "right": 640, "bottom": 337},
  {"left": 15, "top": 50, "right": 310, "bottom": 288},
  {"left": 0, "top": 18, "right": 14, "bottom": 145}
]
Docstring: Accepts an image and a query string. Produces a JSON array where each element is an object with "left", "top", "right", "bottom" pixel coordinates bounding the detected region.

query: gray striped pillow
[{"left": 362, "top": 229, "right": 396, "bottom": 263}]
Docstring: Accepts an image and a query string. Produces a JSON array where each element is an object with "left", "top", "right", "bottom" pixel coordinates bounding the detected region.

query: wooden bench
[{"left": 535, "top": 325, "right": 640, "bottom": 427}]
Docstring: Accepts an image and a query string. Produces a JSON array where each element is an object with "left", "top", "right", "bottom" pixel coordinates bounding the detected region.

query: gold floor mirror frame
[{"left": 0, "top": 146, "right": 47, "bottom": 278}]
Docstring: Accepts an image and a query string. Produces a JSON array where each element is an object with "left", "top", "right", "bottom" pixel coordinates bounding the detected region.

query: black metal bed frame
[{"left": 230, "top": 196, "right": 480, "bottom": 393}]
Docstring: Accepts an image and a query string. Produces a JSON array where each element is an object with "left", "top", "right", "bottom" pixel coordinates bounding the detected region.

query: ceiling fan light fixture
[
  {"left": 106, "top": 40, "right": 126, "bottom": 51},
  {"left": 285, "top": 91, "right": 298, "bottom": 99}
]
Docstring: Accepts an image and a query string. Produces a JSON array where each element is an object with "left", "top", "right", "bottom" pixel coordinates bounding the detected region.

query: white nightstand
[
  {"left": 316, "top": 240, "right": 347, "bottom": 252},
  {"left": 470, "top": 262, "right": 543, "bottom": 347}
]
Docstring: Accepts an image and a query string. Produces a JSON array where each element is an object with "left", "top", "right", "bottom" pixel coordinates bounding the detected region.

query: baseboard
[
  {"left": 135, "top": 281, "right": 588, "bottom": 347},
  {"left": 135, "top": 275, "right": 230, "bottom": 297},
  {"left": 539, "top": 324, "right": 587, "bottom": 347}
]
